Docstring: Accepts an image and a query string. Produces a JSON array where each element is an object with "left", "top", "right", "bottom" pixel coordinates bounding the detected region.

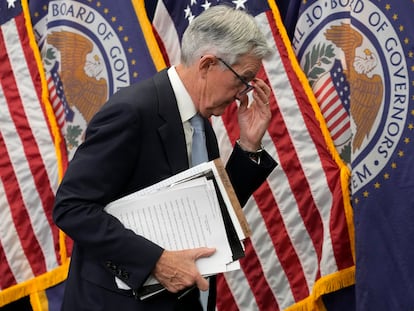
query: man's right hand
[{"left": 152, "top": 247, "right": 216, "bottom": 293}]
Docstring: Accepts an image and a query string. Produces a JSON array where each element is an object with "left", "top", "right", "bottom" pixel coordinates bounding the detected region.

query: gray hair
[{"left": 180, "top": 5, "right": 272, "bottom": 66}]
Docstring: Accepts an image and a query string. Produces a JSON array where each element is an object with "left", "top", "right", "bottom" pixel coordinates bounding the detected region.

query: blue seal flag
[
  {"left": 290, "top": 0, "right": 414, "bottom": 310},
  {"left": 29, "top": 0, "right": 165, "bottom": 158}
]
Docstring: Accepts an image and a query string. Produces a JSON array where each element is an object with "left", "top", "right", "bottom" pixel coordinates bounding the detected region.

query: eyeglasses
[{"left": 216, "top": 57, "right": 255, "bottom": 96}]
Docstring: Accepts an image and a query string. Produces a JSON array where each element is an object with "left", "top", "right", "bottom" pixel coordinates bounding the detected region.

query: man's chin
[
  {"left": 212, "top": 105, "right": 233, "bottom": 116},
  {"left": 211, "top": 110, "right": 225, "bottom": 117}
]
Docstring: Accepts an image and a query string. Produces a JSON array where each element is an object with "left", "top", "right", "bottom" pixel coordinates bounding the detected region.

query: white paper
[
  {"left": 105, "top": 177, "right": 234, "bottom": 281},
  {"left": 107, "top": 161, "right": 246, "bottom": 241}
]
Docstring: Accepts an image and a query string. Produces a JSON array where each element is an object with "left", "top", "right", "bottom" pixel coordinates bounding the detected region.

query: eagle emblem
[
  {"left": 325, "top": 23, "right": 383, "bottom": 152},
  {"left": 46, "top": 31, "right": 108, "bottom": 123}
]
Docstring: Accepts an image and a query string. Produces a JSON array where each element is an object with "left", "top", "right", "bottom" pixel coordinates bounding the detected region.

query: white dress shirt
[{"left": 167, "top": 66, "right": 198, "bottom": 166}]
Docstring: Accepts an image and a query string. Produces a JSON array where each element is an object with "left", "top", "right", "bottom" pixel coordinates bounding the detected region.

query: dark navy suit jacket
[{"left": 53, "top": 69, "right": 276, "bottom": 311}]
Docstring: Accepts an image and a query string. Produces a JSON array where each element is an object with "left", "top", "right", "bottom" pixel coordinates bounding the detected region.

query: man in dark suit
[{"left": 53, "top": 5, "right": 277, "bottom": 311}]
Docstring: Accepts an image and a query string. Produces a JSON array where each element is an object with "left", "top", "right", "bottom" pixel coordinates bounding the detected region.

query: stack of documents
[{"left": 104, "top": 159, "right": 250, "bottom": 299}]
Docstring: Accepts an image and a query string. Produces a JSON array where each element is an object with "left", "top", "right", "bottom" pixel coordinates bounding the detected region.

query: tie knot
[{"left": 190, "top": 114, "right": 204, "bottom": 132}]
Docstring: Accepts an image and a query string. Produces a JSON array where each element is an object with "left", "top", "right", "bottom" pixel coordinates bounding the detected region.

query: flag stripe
[
  {"left": 47, "top": 75, "right": 65, "bottom": 129},
  {"left": 264, "top": 3, "right": 353, "bottom": 296},
  {"left": 222, "top": 268, "right": 259, "bottom": 310},
  {"left": 328, "top": 113, "right": 348, "bottom": 141},
  {"left": 15, "top": 13, "right": 43, "bottom": 104},
  {"left": 217, "top": 104, "right": 282, "bottom": 306},
  {"left": 14, "top": 13, "right": 60, "bottom": 197},
  {"left": 321, "top": 94, "right": 340, "bottom": 119},
  {"left": 329, "top": 183, "right": 353, "bottom": 270},
  {"left": 0, "top": 29, "right": 49, "bottom": 277},
  {"left": 152, "top": 0, "right": 181, "bottom": 66},
  {"left": 314, "top": 74, "right": 351, "bottom": 148},
  {"left": 252, "top": 183, "right": 308, "bottom": 301},
  {"left": 261, "top": 12, "right": 326, "bottom": 280},
  {"left": 0, "top": 174, "right": 34, "bottom": 287},
  {"left": 263, "top": 9, "right": 352, "bottom": 277},
  {"left": 254, "top": 63, "right": 313, "bottom": 300},
  {"left": 0, "top": 215, "right": 18, "bottom": 289},
  {"left": 246, "top": 165, "right": 299, "bottom": 306},
  {"left": 323, "top": 101, "right": 345, "bottom": 127},
  {"left": 242, "top": 238, "right": 280, "bottom": 310},
  {"left": 0, "top": 133, "right": 45, "bottom": 279},
  {"left": 0, "top": 0, "right": 70, "bottom": 305},
  {"left": 220, "top": 66, "right": 311, "bottom": 304},
  {"left": 214, "top": 112, "right": 299, "bottom": 307},
  {"left": 14, "top": 13, "right": 61, "bottom": 264},
  {"left": 298, "top": 98, "right": 353, "bottom": 272},
  {"left": 2, "top": 15, "right": 60, "bottom": 271},
  {"left": 0, "top": 247, "right": 17, "bottom": 290},
  {"left": 263, "top": 119, "right": 319, "bottom": 297},
  {"left": 216, "top": 274, "right": 238, "bottom": 311},
  {"left": 314, "top": 77, "right": 331, "bottom": 99},
  {"left": 316, "top": 84, "right": 335, "bottom": 111}
]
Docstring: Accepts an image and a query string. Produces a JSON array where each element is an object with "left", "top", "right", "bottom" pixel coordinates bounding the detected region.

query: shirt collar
[{"left": 167, "top": 66, "right": 197, "bottom": 122}]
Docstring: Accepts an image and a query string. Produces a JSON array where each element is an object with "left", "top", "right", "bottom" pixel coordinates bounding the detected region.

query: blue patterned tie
[
  {"left": 190, "top": 114, "right": 210, "bottom": 310},
  {"left": 190, "top": 114, "right": 208, "bottom": 166}
]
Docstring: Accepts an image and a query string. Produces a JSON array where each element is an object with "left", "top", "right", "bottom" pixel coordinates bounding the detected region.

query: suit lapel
[
  {"left": 153, "top": 69, "right": 220, "bottom": 173},
  {"left": 153, "top": 70, "right": 189, "bottom": 174}
]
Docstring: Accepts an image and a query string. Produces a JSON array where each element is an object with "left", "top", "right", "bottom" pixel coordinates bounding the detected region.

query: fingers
[
  {"left": 192, "top": 247, "right": 216, "bottom": 260},
  {"left": 238, "top": 93, "right": 249, "bottom": 111},
  {"left": 252, "top": 78, "right": 271, "bottom": 107},
  {"left": 237, "top": 78, "right": 272, "bottom": 150},
  {"left": 188, "top": 247, "right": 215, "bottom": 291},
  {"left": 153, "top": 248, "right": 216, "bottom": 293},
  {"left": 168, "top": 269, "right": 210, "bottom": 292},
  {"left": 237, "top": 78, "right": 270, "bottom": 109},
  {"left": 195, "top": 275, "right": 210, "bottom": 291}
]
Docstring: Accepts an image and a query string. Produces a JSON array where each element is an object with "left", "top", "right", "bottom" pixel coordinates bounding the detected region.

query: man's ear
[{"left": 198, "top": 55, "right": 216, "bottom": 78}]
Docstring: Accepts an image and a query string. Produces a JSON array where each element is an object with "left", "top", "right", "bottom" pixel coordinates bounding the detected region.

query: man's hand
[
  {"left": 237, "top": 78, "right": 272, "bottom": 151},
  {"left": 153, "top": 247, "right": 216, "bottom": 293}
]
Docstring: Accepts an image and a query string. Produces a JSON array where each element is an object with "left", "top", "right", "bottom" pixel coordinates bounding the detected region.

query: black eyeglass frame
[{"left": 216, "top": 57, "right": 255, "bottom": 96}]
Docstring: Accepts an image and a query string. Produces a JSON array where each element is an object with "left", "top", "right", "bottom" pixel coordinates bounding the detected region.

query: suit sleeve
[
  {"left": 225, "top": 142, "right": 277, "bottom": 206},
  {"left": 53, "top": 101, "right": 163, "bottom": 290}
]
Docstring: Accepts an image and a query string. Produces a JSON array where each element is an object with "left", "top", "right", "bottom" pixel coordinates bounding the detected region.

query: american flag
[
  {"left": 48, "top": 71, "right": 66, "bottom": 130},
  {"left": 312, "top": 59, "right": 351, "bottom": 150},
  {"left": 152, "top": 0, "right": 355, "bottom": 310},
  {"left": 0, "top": 0, "right": 68, "bottom": 306},
  {"left": 47, "top": 62, "right": 74, "bottom": 130}
]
